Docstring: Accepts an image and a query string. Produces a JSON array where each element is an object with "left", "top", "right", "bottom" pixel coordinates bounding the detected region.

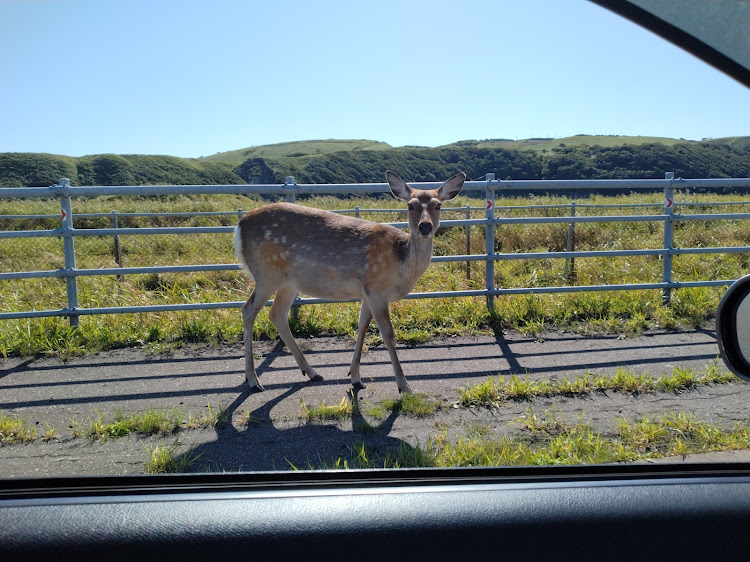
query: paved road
[{"left": 2, "top": 325, "right": 749, "bottom": 477}]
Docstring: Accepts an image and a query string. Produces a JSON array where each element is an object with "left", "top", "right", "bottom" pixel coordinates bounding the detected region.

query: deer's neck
[{"left": 401, "top": 233, "right": 434, "bottom": 287}]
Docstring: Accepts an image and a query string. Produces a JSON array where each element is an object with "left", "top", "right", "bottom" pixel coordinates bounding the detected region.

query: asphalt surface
[{"left": 2, "top": 324, "right": 750, "bottom": 477}]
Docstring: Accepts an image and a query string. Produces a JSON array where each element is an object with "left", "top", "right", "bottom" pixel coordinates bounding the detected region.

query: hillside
[
  {"left": 704, "top": 136, "right": 750, "bottom": 151},
  {"left": 1, "top": 136, "right": 748, "bottom": 188},
  {"left": 0, "top": 153, "right": 245, "bottom": 187},
  {"left": 446, "top": 135, "right": 693, "bottom": 154},
  {"left": 201, "top": 139, "right": 393, "bottom": 163}
]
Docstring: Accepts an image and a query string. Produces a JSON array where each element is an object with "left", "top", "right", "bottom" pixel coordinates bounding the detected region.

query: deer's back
[{"left": 236, "top": 203, "right": 411, "bottom": 300}]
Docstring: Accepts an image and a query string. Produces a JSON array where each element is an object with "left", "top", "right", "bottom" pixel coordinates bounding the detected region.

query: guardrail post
[
  {"left": 284, "top": 176, "right": 297, "bottom": 204},
  {"left": 563, "top": 201, "right": 576, "bottom": 283},
  {"left": 56, "top": 178, "right": 80, "bottom": 327},
  {"left": 485, "top": 173, "right": 496, "bottom": 313},
  {"left": 662, "top": 172, "right": 675, "bottom": 305},
  {"left": 111, "top": 210, "right": 124, "bottom": 281},
  {"left": 465, "top": 204, "right": 472, "bottom": 280}
]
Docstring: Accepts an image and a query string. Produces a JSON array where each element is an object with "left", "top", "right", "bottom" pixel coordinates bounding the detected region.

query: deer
[{"left": 234, "top": 170, "right": 466, "bottom": 394}]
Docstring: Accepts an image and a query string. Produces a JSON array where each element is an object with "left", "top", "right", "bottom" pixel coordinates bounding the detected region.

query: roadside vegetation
[
  {"left": 304, "top": 410, "right": 750, "bottom": 470},
  {"left": 67, "top": 403, "right": 230, "bottom": 442},
  {"left": 299, "top": 392, "right": 442, "bottom": 424},
  {"left": 3, "top": 190, "right": 750, "bottom": 359},
  {"left": 143, "top": 439, "right": 202, "bottom": 474},
  {"left": 141, "top": 409, "right": 750, "bottom": 473},
  {"left": 457, "top": 362, "right": 734, "bottom": 407}
]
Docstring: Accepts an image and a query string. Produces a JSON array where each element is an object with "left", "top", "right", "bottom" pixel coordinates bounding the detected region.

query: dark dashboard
[{"left": 2, "top": 464, "right": 750, "bottom": 561}]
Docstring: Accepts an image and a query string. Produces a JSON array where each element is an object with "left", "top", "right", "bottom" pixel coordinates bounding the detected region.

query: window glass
[{"left": 1, "top": 0, "right": 749, "bottom": 479}]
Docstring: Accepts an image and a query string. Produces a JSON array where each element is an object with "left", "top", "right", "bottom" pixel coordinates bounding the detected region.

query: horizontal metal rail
[
  {"left": 4, "top": 200, "right": 750, "bottom": 223},
  {"left": 2, "top": 176, "right": 749, "bottom": 199},
  {"left": 6, "top": 243, "right": 750, "bottom": 284},
  {"left": 4, "top": 211, "right": 748, "bottom": 242},
  {"left": 0, "top": 280, "right": 738, "bottom": 322}
]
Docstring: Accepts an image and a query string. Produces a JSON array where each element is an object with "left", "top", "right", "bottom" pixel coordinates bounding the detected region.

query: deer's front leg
[
  {"left": 349, "top": 300, "right": 373, "bottom": 389},
  {"left": 367, "top": 297, "right": 413, "bottom": 395}
]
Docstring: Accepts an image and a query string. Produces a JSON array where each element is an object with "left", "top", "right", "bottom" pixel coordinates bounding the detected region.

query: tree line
[{"left": 1, "top": 141, "right": 748, "bottom": 188}]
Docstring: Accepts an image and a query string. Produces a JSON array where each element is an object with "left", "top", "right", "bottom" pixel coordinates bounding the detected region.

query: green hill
[
  {"left": 704, "top": 136, "right": 750, "bottom": 151},
  {"left": 1, "top": 136, "right": 748, "bottom": 188},
  {"left": 443, "top": 135, "right": 697, "bottom": 154},
  {"left": 201, "top": 139, "right": 393, "bottom": 164},
  {"left": 231, "top": 142, "right": 749, "bottom": 185},
  {"left": 0, "top": 153, "right": 244, "bottom": 187},
  {"left": 233, "top": 146, "right": 542, "bottom": 184}
]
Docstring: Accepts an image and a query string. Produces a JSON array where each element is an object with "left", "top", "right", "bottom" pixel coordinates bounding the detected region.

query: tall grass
[{"left": 3, "top": 192, "right": 750, "bottom": 357}]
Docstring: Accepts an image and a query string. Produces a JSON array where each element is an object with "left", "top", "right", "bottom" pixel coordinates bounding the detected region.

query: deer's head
[{"left": 386, "top": 170, "right": 466, "bottom": 238}]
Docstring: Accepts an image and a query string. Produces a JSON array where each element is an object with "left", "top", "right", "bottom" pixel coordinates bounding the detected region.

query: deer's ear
[
  {"left": 437, "top": 172, "right": 466, "bottom": 201},
  {"left": 386, "top": 170, "right": 412, "bottom": 201}
]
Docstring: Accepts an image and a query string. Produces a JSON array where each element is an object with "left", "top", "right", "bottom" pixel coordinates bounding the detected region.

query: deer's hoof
[
  {"left": 352, "top": 381, "right": 366, "bottom": 390},
  {"left": 248, "top": 383, "right": 265, "bottom": 393},
  {"left": 309, "top": 373, "right": 324, "bottom": 383}
]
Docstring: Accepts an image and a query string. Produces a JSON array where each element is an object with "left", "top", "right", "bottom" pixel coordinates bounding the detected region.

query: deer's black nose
[{"left": 419, "top": 222, "right": 432, "bottom": 235}]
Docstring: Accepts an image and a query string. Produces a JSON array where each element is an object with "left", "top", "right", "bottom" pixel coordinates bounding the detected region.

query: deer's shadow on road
[{"left": 186, "top": 382, "right": 413, "bottom": 473}]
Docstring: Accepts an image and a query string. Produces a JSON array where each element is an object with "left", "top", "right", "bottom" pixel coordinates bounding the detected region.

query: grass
[
  {"left": 300, "top": 396, "right": 355, "bottom": 422},
  {"left": 379, "top": 393, "right": 442, "bottom": 417},
  {"left": 3, "top": 191, "right": 750, "bottom": 358},
  {"left": 67, "top": 404, "right": 229, "bottom": 441},
  {"left": 299, "top": 392, "right": 442, "bottom": 424},
  {"left": 458, "top": 361, "right": 735, "bottom": 407},
  {"left": 293, "top": 440, "right": 434, "bottom": 471},
  {"left": 193, "top": 403, "right": 230, "bottom": 428},
  {"left": 0, "top": 411, "right": 38, "bottom": 443},
  {"left": 142, "top": 439, "right": 203, "bottom": 474},
  {"left": 86, "top": 408, "right": 183, "bottom": 440},
  {"left": 305, "top": 413, "right": 750, "bottom": 470},
  {"left": 616, "top": 412, "right": 750, "bottom": 459},
  {"left": 516, "top": 405, "right": 573, "bottom": 435}
]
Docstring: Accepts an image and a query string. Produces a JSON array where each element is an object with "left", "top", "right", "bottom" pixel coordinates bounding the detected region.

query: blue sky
[{"left": 1, "top": 0, "right": 748, "bottom": 158}]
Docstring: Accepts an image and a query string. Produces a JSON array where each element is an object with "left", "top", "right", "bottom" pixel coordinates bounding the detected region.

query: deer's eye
[
  {"left": 408, "top": 203, "right": 415, "bottom": 211},
  {"left": 435, "top": 203, "right": 442, "bottom": 210}
]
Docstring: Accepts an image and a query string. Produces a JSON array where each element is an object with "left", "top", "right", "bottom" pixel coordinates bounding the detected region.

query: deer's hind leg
[
  {"left": 269, "top": 283, "right": 324, "bottom": 383},
  {"left": 242, "top": 280, "right": 277, "bottom": 392},
  {"left": 348, "top": 300, "right": 373, "bottom": 390}
]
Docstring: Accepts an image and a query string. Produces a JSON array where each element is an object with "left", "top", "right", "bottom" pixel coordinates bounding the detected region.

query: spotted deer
[{"left": 234, "top": 170, "right": 466, "bottom": 394}]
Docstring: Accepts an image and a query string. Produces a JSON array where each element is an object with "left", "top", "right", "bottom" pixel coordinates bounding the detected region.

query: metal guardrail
[{"left": 1, "top": 173, "right": 750, "bottom": 326}]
